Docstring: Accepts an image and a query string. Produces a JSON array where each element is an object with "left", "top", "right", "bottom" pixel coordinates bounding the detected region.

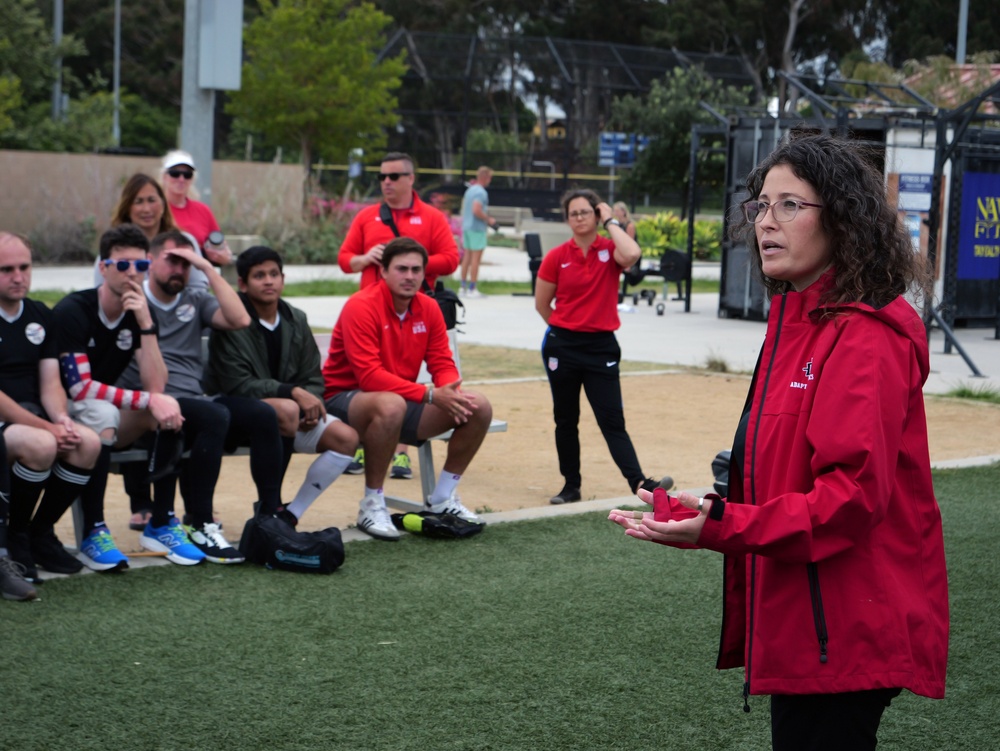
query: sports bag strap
[{"left": 379, "top": 202, "right": 401, "bottom": 238}]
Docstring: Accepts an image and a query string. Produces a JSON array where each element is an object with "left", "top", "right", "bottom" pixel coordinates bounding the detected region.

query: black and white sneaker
[
  {"left": 185, "top": 522, "right": 245, "bottom": 564},
  {"left": 426, "top": 494, "right": 483, "bottom": 524},
  {"left": 357, "top": 497, "right": 401, "bottom": 541}
]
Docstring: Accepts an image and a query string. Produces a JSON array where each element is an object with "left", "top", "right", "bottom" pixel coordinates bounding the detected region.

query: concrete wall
[{"left": 0, "top": 150, "right": 305, "bottom": 239}]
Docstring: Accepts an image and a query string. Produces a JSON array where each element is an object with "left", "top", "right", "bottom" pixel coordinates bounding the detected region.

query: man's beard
[{"left": 157, "top": 275, "right": 185, "bottom": 296}]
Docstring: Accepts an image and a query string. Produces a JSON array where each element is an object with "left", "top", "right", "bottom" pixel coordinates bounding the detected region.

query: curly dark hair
[{"left": 734, "top": 131, "right": 931, "bottom": 310}]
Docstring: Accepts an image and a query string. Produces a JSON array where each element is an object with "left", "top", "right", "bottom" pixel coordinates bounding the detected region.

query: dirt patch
[{"left": 64, "top": 372, "right": 1000, "bottom": 551}]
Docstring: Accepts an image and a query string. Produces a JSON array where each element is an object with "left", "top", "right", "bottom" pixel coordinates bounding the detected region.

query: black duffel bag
[{"left": 239, "top": 514, "right": 345, "bottom": 574}]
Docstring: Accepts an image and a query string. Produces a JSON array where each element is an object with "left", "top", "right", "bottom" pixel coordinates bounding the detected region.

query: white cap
[{"left": 162, "top": 150, "right": 196, "bottom": 171}]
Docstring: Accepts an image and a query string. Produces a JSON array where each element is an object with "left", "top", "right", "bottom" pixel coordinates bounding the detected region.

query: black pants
[
  {"left": 771, "top": 688, "right": 901, "bottom": 751},
  {"left": 126, "top": 396, "right": 283, "bottom": 525},
  {"left": 541, "top": 327, "right": 643, "bottom": 489}
]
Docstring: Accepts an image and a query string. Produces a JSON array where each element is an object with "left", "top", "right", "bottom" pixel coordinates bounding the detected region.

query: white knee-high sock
[
  {"left": 286, "top": 451, "right": 353, "bottom": 519},
  {"left": 428, "top": 471, "right": 461, "bottom": 504}
]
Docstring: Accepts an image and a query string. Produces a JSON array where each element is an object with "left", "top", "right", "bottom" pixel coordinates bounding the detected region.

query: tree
[
  {"left": 610, "top": 67, "right": 752, "bottom": 214},
  {"left": 881, "top": 0, "right": 1000, "bottom": 67},
  {"left": 0, "top": 0, "right": 85, "bottom": 145},
  {"left": 227, "top": 0, "right": 407, "bottom": 179}
]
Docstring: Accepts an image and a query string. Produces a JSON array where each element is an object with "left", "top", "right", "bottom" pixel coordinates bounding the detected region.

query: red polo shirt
[
  {"left": 538, "top": 236, "right": 625, "bottom": 332},
  {"left": 339, "top": 193, "right": 460, "bottom": 289}
]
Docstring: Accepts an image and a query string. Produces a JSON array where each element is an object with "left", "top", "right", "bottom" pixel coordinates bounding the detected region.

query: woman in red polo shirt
[{"left": 534, "top": 189, "right": 672, "bottom": 504}]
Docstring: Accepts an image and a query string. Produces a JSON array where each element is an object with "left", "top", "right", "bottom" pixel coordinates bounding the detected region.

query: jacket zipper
[
  {"left": 743, "top": 293, "right": 787, "bottom": 712},
  {"left": 807, "top": 563, "right": 830, "bottom": 663}
]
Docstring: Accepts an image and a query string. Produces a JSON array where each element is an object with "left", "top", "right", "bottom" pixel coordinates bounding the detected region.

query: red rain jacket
[{"left": 656, "top": 273, "right": 948, "bottom": 700}]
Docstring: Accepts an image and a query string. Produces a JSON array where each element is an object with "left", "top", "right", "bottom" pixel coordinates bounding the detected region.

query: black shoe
[
  {"left": 274, "top": 506, "right": 299, "bottom": 528},
  {"left": 7, "top": 530, "right": 41, "bottom": 584},
  {"left": 549, "top": 484, "right": 581, "bottom": 504},
  {"left": 30, "top": 529, "right": 84, "bottom": 574},
  {"left": 185, "top": 522, "right": 245, "bottom": 565},
  {"left": 633, "top": 476, "right": 675, "bottom": 494}
]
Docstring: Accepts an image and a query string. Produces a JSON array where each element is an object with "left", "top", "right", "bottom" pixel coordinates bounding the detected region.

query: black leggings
[
  {"left": 541, "top": 327, "right": 643, "bottom": 490},
  {"left": 771, "top": 688, "right": 902, "bottom": 751},
  {"left": 127, "top": 396, "right": 283, "bottom": 525}
]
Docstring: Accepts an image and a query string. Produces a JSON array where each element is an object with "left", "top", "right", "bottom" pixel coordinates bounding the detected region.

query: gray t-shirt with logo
[{"left": 117, "top": 280, "right": 219, "bottom": 397}]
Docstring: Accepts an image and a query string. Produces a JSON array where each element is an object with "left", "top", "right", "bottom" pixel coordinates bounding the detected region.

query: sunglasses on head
[
  {"left": 166, "top": 169, "right": 194, "bottom": 179},
  {"left": 377, "top": 172, "right": 411, "bottom": 182},
  {"left": 103, "top": 259, "right": 151, "bottom": 272}
]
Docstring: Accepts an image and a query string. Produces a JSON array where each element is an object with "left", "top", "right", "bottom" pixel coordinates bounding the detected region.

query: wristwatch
[{"left": 604, "top": 218, "right": 622, "bottom": 229}]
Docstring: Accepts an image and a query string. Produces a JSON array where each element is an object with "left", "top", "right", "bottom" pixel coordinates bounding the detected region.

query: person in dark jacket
[
  {"left": 204, "top": 247, "right": 358, "bottom": 527},
  {"left": 609, "top": 132, "right": 948, "bottom": 751}
]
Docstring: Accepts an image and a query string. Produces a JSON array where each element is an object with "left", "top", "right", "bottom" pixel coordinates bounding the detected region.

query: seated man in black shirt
[
  {"left": 52, "top": 225, "right": 186, "bottom": 570},
  {"left": 0, "top": 232, "right": 101, "bottom": 580}
]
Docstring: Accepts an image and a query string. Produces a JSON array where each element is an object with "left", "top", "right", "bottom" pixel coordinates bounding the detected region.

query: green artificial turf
[{"left": 3, "top": 463, "right": 996, "bottom": 750}]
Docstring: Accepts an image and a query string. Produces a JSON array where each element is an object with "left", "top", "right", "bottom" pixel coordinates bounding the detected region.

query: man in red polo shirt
[
  {"left": 339, "top": 152, "right": 459, "bottom": 290},
  {"left": 324, "top": 237, "right": 491, "bottom": 541},
  {"left": 338, "top": 152, "right": 460, "bottom": 479}
]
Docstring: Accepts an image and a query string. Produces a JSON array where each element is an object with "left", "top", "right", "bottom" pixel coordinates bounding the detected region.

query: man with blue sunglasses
[{"left": 51, "top": 224, "right": 184, "bottom": 571}]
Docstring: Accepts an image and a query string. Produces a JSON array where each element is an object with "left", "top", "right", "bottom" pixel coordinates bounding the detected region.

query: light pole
[
  {"left": 51, "top": 0, "right": 63, "bottom": 120},
  {"left": 112, "top": 0, "right": 121, "bottom": 146},
  {"left": 957, "top": 0, "right": 969, "bottom": 64}
]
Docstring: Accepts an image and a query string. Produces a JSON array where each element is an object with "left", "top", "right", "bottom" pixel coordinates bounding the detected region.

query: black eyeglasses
[
  {"left": 166, "top": 169, "right": 194, "bottom": 180},
  {"left": 377, "top": 172, "right": 412, "bottom": 182},
  {"left": 744, "top": 199, "right": 823, "bottom": 223},
  {"left": 103, "top": 259, "right": 151, "bottom": 272}
]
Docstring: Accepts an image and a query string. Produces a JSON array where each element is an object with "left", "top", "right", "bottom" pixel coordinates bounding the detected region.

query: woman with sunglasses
[
  {"left": 609, "top": 132, "right": 948, "bottom": 749},
  {"left": 161, "top": 150, "right": 233, "bottom": 269},
  {"left": 94, "top": 174, "right": 213, "bottom": 296},
  {"left": 535, "top": 188, "right": 673, "bottom": 505}
]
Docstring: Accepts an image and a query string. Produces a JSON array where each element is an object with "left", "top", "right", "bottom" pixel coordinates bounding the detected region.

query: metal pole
[
  {"left": 180, "top": 0, "right": 215, "bottom": 205},
  {"left": 51, "top": 0, "right": 63, "bottom": 120},
  {"left": 957, "top": 0, "right": 969, "bottom": 64},
  {"left": 112, "top": 0, "right": 121, "bottom": 146}
]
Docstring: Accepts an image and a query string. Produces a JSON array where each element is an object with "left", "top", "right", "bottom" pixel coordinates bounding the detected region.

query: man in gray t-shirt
[{"left": 116, "top": 230, "right": 284, "bottom": 565}]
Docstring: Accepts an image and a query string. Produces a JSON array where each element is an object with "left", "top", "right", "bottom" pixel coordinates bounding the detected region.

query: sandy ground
[{"left": 55, "top": 371, "right": 1000, "bottom": 551}]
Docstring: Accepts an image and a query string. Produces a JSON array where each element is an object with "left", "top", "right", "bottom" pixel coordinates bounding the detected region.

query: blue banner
[{"left": 958, "top": 171, "right": 1000, "bottom": 280}]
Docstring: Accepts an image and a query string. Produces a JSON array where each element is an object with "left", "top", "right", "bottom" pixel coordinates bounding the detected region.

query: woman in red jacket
[{"left": 610, "top": 133, "right": 948, "bottom": 750}]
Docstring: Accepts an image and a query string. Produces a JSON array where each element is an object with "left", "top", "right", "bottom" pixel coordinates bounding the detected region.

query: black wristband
[
  {"left": 604, "top": 217, "right": 621, "bottom": 229},
  {"left": 139, "top": 327, "right": 157, "bottom": 335}
]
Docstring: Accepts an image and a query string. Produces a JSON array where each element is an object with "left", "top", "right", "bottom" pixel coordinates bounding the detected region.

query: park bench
[
  {"left": 490, "top": 206, "right": 534, "bottom": 232},
  {"left": 71, "top": 331, "right": 506, "bottom": 543}
]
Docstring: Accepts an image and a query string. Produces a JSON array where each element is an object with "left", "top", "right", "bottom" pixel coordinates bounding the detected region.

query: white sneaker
[
  {"left": 357, "top": 497, "right": 401, "bottom": 541},
  {"left": 465, "top": 288, "right": 486, "bottom": 299},
  {"left": 458, "top": 287, "right": 468, "bottom": 298},
  {"left": 426, "top": 494, "right": 482, "bottom": 524}
]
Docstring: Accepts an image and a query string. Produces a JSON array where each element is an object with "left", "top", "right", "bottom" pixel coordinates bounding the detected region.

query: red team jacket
[
  {"left": 322, "top": 281, "right": 460, "bottom": 403},
  {"left": 656, "top": 272, "right": 948, "bottom": 700}
]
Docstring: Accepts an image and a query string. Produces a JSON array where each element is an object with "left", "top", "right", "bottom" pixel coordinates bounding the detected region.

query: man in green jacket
[{"left": 205, "top": 246, "right": 359, "bottom": 527}]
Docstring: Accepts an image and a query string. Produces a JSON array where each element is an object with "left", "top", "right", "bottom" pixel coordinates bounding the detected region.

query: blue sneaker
[
  {"left": 78, "top": 526, "right": 129, "bottom": 572},
  {"left": 140, "top": 517, "right": 205, "bottom": 566}
]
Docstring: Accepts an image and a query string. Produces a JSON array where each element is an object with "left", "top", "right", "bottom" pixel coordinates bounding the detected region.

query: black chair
[
  {"left": 659, "top": 249, "right": 691, "bottom": 300},
  {"left": 523, "top": 233, "right": 544, "bottom": 295}
]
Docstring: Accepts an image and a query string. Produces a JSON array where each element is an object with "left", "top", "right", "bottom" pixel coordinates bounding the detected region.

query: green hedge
[{"left": 634, "top": 212, "right": 722, "bottom": 261}]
